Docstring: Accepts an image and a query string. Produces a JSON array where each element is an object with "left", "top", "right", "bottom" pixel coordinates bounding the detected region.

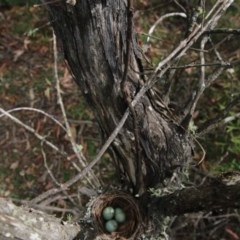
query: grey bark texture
[
  {"left": 152, "top": 179, "right": 240, "bottom": 216},
  {"left": 0, "top": 198, "right": 80, "bottom": 240}
]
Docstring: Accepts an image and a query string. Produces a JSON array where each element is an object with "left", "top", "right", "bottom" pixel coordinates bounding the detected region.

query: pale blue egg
[
  {"left": 114, "top": 208, "right": 126, "bottom": 223},
  {"left": 105, "top": 219, "right": 118, "bottom": 232},
  {"left": 102, "top": 207, "right": 115, "bottom": 220}
]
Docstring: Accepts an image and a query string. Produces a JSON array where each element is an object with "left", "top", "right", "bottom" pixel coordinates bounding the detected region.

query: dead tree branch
[
  {"left": 0, "top": 198, "right": 80, "bottom": 240},
  {"left": 151, "top": 173, "right": 240, "bottom": 216}
]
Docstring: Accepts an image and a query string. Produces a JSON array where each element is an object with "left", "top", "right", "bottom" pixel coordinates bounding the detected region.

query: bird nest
[{"left": 91, "top": 191, "right": 142, "bottom": 239}]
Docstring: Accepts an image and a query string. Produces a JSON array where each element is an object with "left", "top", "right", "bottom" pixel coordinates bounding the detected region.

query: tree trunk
[{"left": 44, "top": 0, "right": 193, "bottom": 196}]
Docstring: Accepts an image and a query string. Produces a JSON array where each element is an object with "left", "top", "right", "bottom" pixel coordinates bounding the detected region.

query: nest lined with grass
[{"left": 91, "top": 191, "right": 142, "bottom": 239}]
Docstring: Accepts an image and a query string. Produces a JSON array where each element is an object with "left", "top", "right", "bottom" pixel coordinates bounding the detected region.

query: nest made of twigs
[{"left": 91, "top": 191, "right": 142, "bottom": 239}]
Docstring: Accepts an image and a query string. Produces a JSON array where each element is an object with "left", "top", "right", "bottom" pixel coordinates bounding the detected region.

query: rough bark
[
  {"left": 43, "top": 0, "right": 193, "bottom": 196},
  {"left": 0, "top": 198, "right": 80, "bottom": 240},
  {"left": 151, "top": 179, "right": 240, "bottom": 216}
]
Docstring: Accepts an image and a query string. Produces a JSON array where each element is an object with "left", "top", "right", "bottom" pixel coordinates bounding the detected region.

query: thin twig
[
  {"left": 41, "top": 143, "right": 60, "bottom": 186},
  {"left": 31, "top": 205, "right": 77, "bottom": 214},
  {"left": 147, "top": 12, "right": 187, "bottom": 43},
  {"left": 197, "top": 112, "right": 240, "bottom": 137},
  {"left": 0, "top": 108, "right": 68, "bottom": 157},
  {"left": 197, "top": 96, "right": 240, "bottom": 136},
  {"left": 40, "top": 144, "right": 79, "bottom": 208},
  {"left": 186, "top": 35, "right": 208, "bottom": 117},
  {"left": 34, "top": 0, "right": 61, "bottom": 7},
  {"left": 170, "top": 60, "right": 235, "bottom": 69},
  {"left": 29, "top": 188, "right": 65, "bottom": 205},
  {"left": 205, "top": 28, "right": 240, "bottom": 34},
  {"left": 0, "top": 107, "right": 66, "bottom": 131},
  {"left": 52, "top": 32, "right": 100, "bottom": 189},
  {"left": 36, "top": 194, "right": 78, "bottom": 207},
  {"left": 209, "top": 37, "right": 224, "bottom": 63},
  {"left": 205, "top": 66, "right": 225, "bottom": 88},
  {"left": 142, "top": 12, "right": 187, "bottom": 54},
  {"left": 53, "top": 31, "right": 82, "bottom": 164}
]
